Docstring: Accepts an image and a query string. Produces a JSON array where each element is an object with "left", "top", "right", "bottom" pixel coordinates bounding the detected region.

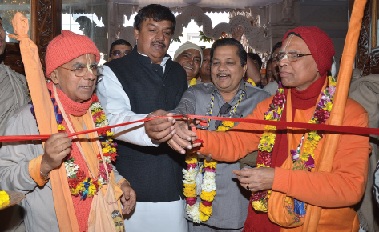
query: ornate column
[{"left": 31, "top": 0, "right": 62, "bottom": 67}]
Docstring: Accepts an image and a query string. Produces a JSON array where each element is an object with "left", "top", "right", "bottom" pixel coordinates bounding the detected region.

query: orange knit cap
[
  {"left": 283, "top": 26, "right": 335, "bottom": 77},
  {"left": 45, "top": 30, "right": 100, "bottom": 78}
]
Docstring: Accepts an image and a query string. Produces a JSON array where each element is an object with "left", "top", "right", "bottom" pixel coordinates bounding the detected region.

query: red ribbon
[{"left": 0, "top": 114, "right": 376, "bottom": 143}]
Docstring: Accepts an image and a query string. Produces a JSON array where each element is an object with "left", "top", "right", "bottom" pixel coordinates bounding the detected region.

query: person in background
[
  {"left": 265, "top": 58, "right": 275, "bottom": 83},
  {"left": 0, "top": 30, "right": 136, "bottom": 232},
  {"left": 173, "top": 37, "right": 269, "bottom": 232},
  {"left": 174, "top": 41, "right": 203, "bottom": 86},
  {"left": 199, "top": 47, "right": 211, "bottom": 83},
  {"left": 259, "top": 62, "right": 270, "bottom": 88},
  {"left": 262, "top": 42, "right": 283, "bottom": 96},
  {"left": 246, "top": 52, "right": 264, "bottom": 87},
  {"left": 0, "top": 15, "right": 30, "bottom": 232},
  {"left": 109, "top": 38, "right": 132, "bottom": 61},
  {"left": 248, "top": 53, "right": 262, "bottom": 72},
  {"left": 271, "top": 41, "right": 282, "bottom": 82},
  {"left": 0, "top": 16, "right": 30, "bottom": 135},
  {"left": 146, "top": 26, "right": 370, "bottom": 232},
  {"left": 97, "top": 4, "right": 188, "bottom": 232},
  {"left": 263, "top": 58, "right": 279, "bottom": 95}
]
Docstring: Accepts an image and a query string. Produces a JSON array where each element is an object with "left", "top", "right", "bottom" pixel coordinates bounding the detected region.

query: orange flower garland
[
  {"left": 184, "top": 89, "right": 245, "bottom": 222},
  {"left": 184, "top": 152, "right": 216, "bottom": 222}
]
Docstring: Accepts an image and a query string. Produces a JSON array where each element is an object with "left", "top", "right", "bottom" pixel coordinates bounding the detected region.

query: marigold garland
[
  {"left": 184, "top": 88, "right": 245, "bottom": 222},
  {"left": 189, "top": 77, "right": 197, "bottom": 86},
  {"left": 184, "top": 153, "right": 216, "bottom": 223},
  {"left": 50, "top": 97, "right": 118, "bottom": 200},
  {"left": 246, "top": 78, "right": 256, "bottom": 87},
  {"left": 0, "top": 190, "right": 10, "bottom": 209},
  {"left": 252, "top": 76, "right": 336, "bottom": 218}
]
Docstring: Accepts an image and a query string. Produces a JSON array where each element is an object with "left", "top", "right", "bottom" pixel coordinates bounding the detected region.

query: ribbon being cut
[
  {"left": 0, "top": 0, "right": 373, "bottom": 231},
  {"left": 1, "top": 113, "right": 379, "bottom": 143},
  {"left": 0, "top": 114, "right": 374, "bottom": 142}
]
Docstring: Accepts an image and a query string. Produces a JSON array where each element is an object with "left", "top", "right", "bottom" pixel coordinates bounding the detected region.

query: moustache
[{"left": 152, "top": 41, "right": 166, "bottom": 48}]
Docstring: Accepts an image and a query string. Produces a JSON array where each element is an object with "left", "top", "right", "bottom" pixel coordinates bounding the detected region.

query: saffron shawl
[
  {"left": 266, "top": 0, "right": 367, "bottom": 231},
  {"left": 9, "top": 12, "right": 123, "bottom": 232}
]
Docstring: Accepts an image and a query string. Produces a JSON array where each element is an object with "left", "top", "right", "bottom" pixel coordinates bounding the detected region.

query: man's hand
[
  {"left": 167, "top": 121, "right": 199, "bottom": 154},
  {"left": 233, "top": 167, "right": 275, "bottom": 192},
  {"left": 144, "top": 110, "right": 175, "bottom": 143},
  {"left": 119, "top": 181, "right": 136, "bottom": 215},
  {"left": 41, "top": 133, "right": 72, "bottom": 176}
]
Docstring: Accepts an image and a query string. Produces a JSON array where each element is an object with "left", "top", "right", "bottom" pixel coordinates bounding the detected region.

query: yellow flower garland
[
  {"left": 189, "top": 78, "right": 197, "bottom": 86},
  {"left": 184, "top": 120, "right": 238, "bottom": 222},
  {"left": 0, "top": 190, "right": 10, "bottom": 209},
  {"left": 184, "top": 152, "right": 217, "bottom": 223},
  {"left": 246, "top": 78, "right": 256, "bottom": 86},
  {"left": 184, "top": 87, "right": 245, "bottom": 222}
]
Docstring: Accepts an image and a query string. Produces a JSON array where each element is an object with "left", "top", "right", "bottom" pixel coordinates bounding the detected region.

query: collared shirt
[
  {"left": 96, "top": 65, "right": 156, "bottom": 146},
  {"left": 137, "top": 52, "right": 171, "bottom": 72}
]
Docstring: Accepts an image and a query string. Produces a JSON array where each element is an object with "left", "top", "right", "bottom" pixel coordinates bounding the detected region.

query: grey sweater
[{"left": 173, "top": 81, "right": 270, "bottom": 229}]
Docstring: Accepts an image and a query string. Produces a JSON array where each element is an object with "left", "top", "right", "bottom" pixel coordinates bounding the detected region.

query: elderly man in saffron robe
[{"left": 0, "top": 30, "right": 136, "bottom": 232}]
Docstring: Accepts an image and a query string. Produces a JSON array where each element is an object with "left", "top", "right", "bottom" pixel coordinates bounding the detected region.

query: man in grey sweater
[{"left": 172, "top": 38, "right": 269, "bottom": 231}]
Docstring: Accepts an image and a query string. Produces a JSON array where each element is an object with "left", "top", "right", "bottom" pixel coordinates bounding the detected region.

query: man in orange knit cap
[
  {"left": 146, "top": 26, "right": 370, "bottom": 231},
  {"left": 0, "top": 30, "right": 135, "bottom": 232}
]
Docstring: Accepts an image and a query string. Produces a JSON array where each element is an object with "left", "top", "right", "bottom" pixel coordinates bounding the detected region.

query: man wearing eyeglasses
[
  {"left": 0, "top": 30, "right": 136, "bottom": 232},
  {"left": 108, "top": 39, "right": 132, "bottom": 61}
]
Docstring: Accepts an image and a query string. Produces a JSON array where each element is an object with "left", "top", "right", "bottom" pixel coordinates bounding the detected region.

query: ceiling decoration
[
  {"left": 115, "top": 3, "right": 272, "bottom": 52},
  {"left": 114, "top": 0, "right": 282, "bottom": 9},
  {"left": 59, "top": 0, "right": 293, "bottom": 55},
  {"left": 173, "top": 5, "right": 269, "bottom": 51}
]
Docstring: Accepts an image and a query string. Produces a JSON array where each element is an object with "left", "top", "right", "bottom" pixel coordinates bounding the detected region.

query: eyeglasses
[
  {"left": 111, "top": 50, "right": 131, "bottom": 57},
  {"left": 273, "top": 51, "right": 312, "bottom": 63},
  {"left": 59, "top": 64, "right": 101, "bottom": 77}
]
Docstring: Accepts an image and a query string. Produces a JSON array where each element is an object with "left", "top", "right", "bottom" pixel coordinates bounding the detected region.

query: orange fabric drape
[
  {"left": 9, "top": 13, "right": 79, "bottom": 231},
  {"left": 303, "top": 0, "right": 367, "bottom": 231}
]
